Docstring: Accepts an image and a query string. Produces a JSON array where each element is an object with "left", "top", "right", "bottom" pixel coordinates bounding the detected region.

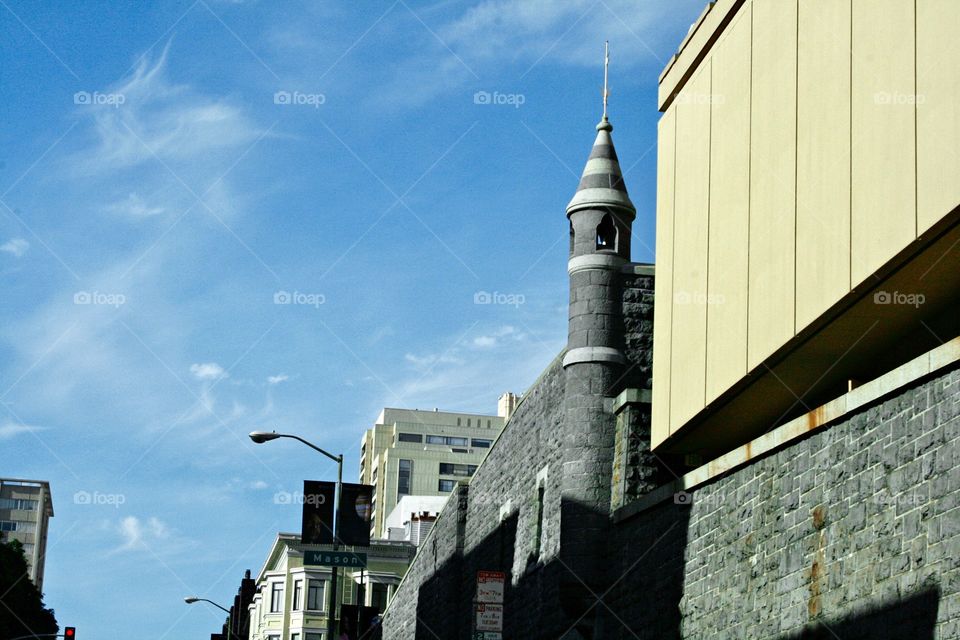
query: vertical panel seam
[
  {"left": 745, "top": 0, "right": 753, "bottom": 372},
  {"left": 704, "top": 60, "right": 714, "bottom": 407},
  {"left": 914, "top": 0, "right": 919, "bottom": 239},
  {"left": 793, "top": 0, "right": 799, "bottom": 338},
  {"left": 667, "top": 110, "right": 678, "bottom": 435},
  {"left": 849, "top": 0, "right": 854, "bottom": 291}
]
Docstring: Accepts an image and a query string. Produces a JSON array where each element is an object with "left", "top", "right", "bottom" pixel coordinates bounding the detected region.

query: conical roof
[{"left": 566, "top": 117, "right": 636, "bottom": 218}]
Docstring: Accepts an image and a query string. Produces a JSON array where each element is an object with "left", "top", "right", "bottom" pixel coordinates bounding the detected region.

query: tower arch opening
[{"left": 596, "top": 213, "right": 617, "bottom": 251}]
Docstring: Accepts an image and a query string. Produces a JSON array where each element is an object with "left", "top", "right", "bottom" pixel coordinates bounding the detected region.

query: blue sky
[{"left": 0, "top": 1, "right": 705, "bottom": 636}]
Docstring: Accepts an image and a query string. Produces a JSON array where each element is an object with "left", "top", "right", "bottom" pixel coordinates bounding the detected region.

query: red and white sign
[
  {"left": 476, "top": 570, "right": 505, "bottom": 603},
  {"left": 475, "top": 603, "right": 504, "bottom": 632}
]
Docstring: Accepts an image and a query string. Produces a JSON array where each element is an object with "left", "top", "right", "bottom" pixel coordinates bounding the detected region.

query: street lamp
[
  {"left": 249, "top": 430, "right": 344, "bottom": 638},
  {"left": 184, "top": 596, "right": 235, "bottom": 640}
]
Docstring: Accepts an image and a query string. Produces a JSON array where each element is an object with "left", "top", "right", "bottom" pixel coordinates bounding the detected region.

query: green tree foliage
[{"left": 0, "top": 536, "right": 58, "bottom": 639}]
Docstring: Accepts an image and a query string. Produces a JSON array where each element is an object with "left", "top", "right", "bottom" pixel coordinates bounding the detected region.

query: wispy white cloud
[
  {"left": 105, "top": 193, "right": 166, "bottom": 219},
  {"left": 0, "top": 238, "right": 30, "bottom": 258},
  {"left": 190, "top": 362, "right": 227, "bottom": 380},
  {"left": 115, "top": 515, "right": 171, "bottom": 552},
  {"left": 0, "top": 420, "right": 47, "bottom": 440},
  {"left": 76, "top": 42, "right": 264, "bottom": 173},
  {"left": 267, "top": 373, "right": 289, "bottom": 385}
]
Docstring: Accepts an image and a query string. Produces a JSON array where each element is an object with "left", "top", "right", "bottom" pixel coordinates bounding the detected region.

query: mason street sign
[{"left": 303, "top": 550, "right": 368, "bottom": 568}]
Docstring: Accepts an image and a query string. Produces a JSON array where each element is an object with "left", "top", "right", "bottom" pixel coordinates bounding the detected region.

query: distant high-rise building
[
  {"left": 0, "top": 478, "right": 53, "bottom": 591},
  {"left": 359, "top": 406, "right": 507, "bottom": 538}
]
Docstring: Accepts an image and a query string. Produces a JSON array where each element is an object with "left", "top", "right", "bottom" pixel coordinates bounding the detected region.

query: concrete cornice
[
  {"left": 568, "top": 253, "right": 626, "bottom": 275},
  {"left": 562, "top": 346, "right": 627, "bottom": 368}
]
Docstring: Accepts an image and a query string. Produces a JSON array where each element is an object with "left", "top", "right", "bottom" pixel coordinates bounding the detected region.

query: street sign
[
  {"left": 304, "top": 550, "right": 368, "bottom": 568},
  {"left": 475, "top": 603, "right": 503, "bottom": 632},
  {"left": 476, "top": 570, "right": 505, "bottom": 603},
  {"left": 472, "top": 633, "right": 502, "bottom": 640}
]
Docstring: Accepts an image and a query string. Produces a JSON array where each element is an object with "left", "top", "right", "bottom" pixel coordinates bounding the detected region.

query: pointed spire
[{"left": 566, "top": 42, "right": 635, "bottom": 218}]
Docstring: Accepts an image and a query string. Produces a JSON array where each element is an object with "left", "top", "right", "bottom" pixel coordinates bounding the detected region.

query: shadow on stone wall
[
  {"left": 782, "top": 585, "right": 940, "bottom": 640},
  {"left": 409, "top": 498, "right": 692, "bottom": 640}
]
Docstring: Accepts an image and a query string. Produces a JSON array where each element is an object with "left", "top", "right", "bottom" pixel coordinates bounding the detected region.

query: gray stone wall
[
  {"left": 379, "top": 264, "right": 958, "bottom": 639},
  {"left": 380, "top": 355, "right": 568, "bottom": 639},
  {"left": 672, "top": 365, "right": 960, "bottom": 639}
]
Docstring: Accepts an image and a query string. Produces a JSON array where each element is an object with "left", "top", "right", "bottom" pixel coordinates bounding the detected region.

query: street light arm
[
  {"left": 280, "top": 434, "right": 342, "bottom": 464},
  {"left": 188, "top": 597, "right": 231, "bottom": 615}
]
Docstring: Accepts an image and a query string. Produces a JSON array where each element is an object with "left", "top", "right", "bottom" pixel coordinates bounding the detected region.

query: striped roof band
[{"left": 566, "top": 119, "right": 635, "bottom": 215}]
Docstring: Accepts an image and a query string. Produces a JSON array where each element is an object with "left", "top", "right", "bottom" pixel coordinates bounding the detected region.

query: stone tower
[{"left": 559, "top": 105, "right": 636, "bottom": 637}]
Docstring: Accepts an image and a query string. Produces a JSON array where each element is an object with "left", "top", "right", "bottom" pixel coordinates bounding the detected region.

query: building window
[
  {"left": 307, "top": 579, "right": 325, "bottom": 611},
  {"left": 292, "top": 634, "right": 301, "bottom": 640},
  {"left": 397, "top": 432, "right": 422, "bottom": 443},
  {"left": 471, "top": 438, "right": 492, "bottom": 448},
  {"left": 487, "top": 420, "right": 491, "bottom": 428},
  {"left": 438, "top": 479, "right": 456, "bottom": 492},
  {"left": 452, "top": 448, "right": 468, "bottom": 453},
  {"left": 457, "top": 418, "right": 462, "bottom": 426},
  {"left": 268, "top": 636, "right": 280, "bottom": 640},
  {"left": 398, "top": 459, "right": 413, "bottom": 497},
  {"left": 293, "top": 579, "right": 303, "bottom": 610},
  {"left": 439, "top": 463, "right": 477, "bottom": 477},
  {"left": 305, "top": 634, "right": 323, "bottom": 640},
  {"left": 533, "top": 485, "right": 545, "bottom": 559},
  {"left": 467, "top": 418, "right": 471, "bottom": 427},
  {"left": 270, "top": 582, "right": 283, "bottom": 613},
  {"left": 0, "top": 521, "right": 18, "bottom": 532},
  {"left": 426, "top": 435, "right": 468, "bottom": 446},
  {"left": 0, "top": 498, "right": 38, "bottom": 510},
  {"left": 596, "top": 213, "right": 617, "bottom": 250}
]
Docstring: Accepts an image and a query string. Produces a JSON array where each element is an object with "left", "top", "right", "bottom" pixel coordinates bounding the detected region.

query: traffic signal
[{"left": 64, "top": 628, "right": 76, "bottom": 639}]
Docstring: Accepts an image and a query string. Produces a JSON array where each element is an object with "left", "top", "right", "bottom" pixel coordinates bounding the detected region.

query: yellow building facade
[{"left": 652, "top": 0, "right": 960, "bottom": 454}]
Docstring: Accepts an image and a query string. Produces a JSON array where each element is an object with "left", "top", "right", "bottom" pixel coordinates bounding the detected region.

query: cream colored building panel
[
  {"left": 652, "top": 109, "right": 678, "bottom": 448},
  {"left": 796, "top": 0, "right": 852, "bottom": 329},
  {"left": 747, "top": 0, "right": 797, "bottom": 369},
  {"left": 669, "top": 65, "right": 712, "bottom": 431},
  {"left": 917, "top": 0, "right": 960, "bottom": 234},
  {"left": 705, "top": 7, "right": 751, "bottom": 404},
  {"left": 851, "top": 0, "right": 916, "bottom": 285},
  {"left": 658, "top": 0, "right": 744, "bottom": 110}
]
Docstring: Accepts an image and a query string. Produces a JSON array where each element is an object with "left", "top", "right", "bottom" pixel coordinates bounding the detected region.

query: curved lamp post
[
  {"left": 185, "top": 596, "right": 234, "bottom": 640},
  {"left": 249, "top": 430, "right": 344, "bottom": 638}
]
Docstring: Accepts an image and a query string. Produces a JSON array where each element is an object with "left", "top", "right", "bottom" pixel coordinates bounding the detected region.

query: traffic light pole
[{"left": 327, "top": 454, "right": 343, "bottom": 638}]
